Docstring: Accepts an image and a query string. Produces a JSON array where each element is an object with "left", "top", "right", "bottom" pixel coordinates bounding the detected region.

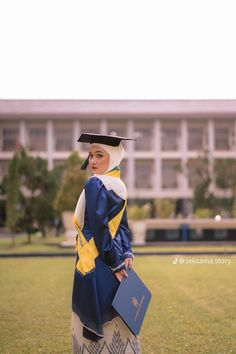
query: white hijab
[
  {"left": 74, "top": 142, "right": 127, "bottom": 230},
  {"left": 90, "top": 142, "right": 125, "bottom": 173}
]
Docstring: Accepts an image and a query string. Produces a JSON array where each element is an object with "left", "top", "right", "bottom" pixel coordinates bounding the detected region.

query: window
[
  {"left": 54, "top": 123, "right": 73, "bottom": 151},
  {"left": 0, "top": 160, "right": 9, "bottom": 181},
  {"left": 161, "top": 122, "right": 180, "bottom": 151},
  {"left": 107, "top": 122, "right": 127, "bottom": 148},
  {"left": 27, "top": 123, "right": 46, "bottom": 151},
  {"left": 135, "top": 159, "right": 153, "bottom": 189},
  {"left": 107, "top": 122, "right": 127, "bottom": 137},
  {"left": 79, "top": 121, "right": 101, "bottom": 152},
  {"left": 215, "top": 128, "right": 229, "bottom": 150},
  {"left": 188, "top": 123, "right": 207, "bottom": 150},
  {"left": 120, "top": 159, "right": 128, "bottom": 184},
  {"left": 187, "top": 158, "right": 209, "bottom": 189},
  {"left": 0, "top": 124, "right": 19, "bottom": 151},
  {"left": 162, "top": 160, "right": 179, "bottom": 189},
  {"left": 134, "top": 121, "right": 153, "bottom": 151},
  {"left": 215, "top": 121, "right": 234, "bottom": 151}
]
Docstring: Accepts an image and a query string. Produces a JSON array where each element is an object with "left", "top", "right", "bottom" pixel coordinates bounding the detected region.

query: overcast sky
[{"left": 0, "top": 0, "right": 235, "bottom": 99}]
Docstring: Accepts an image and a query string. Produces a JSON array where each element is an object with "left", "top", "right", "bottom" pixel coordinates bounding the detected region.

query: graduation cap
[
  {"left": 78, "top": 133, "right": 135, "bottom": 170},
  {"left": 78, "top": 133, "right": 135, "bottom": 147}
]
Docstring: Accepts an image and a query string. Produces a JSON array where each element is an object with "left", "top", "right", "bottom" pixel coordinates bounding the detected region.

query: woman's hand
[
  {"left": 114, "top": 258, "right": 133, "bottom": 282},
  {"left": 124, "top": 257, "right": 133, "bottom": 269},
  {"left": 114, "top": 268, "right": 128, "bottom": 282}
]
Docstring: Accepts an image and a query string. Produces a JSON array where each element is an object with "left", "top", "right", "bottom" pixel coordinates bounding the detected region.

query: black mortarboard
[
  {"left": 78, "top": 133, "right": 135, "bottom": 170},
  {"left": 77, "top": 133, "right": 135, "bottom": 147}
]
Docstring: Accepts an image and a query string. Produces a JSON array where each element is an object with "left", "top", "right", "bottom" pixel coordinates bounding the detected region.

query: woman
[{"left": 71, "top": 133, "right": 141, "bottom": 354}]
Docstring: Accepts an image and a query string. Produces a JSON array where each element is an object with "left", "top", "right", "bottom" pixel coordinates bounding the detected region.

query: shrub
[
  {"left": 127, "top": 203, "right": 151, "bottom": 220},
  {"left": 194, "top": 208, "right": 212, "bottom": 218},
  {"left": 154, "top": 199, "right": 175, "bottom": 218}
]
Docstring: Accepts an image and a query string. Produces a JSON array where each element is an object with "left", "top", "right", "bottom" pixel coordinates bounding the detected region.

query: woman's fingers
[
  {"left": 114, "top": 268, "right": 128, "bottom": 282},
  {"left": 124, "top": 259, "right": 129, "bottom": 267},
  {"left": 124, "top": 258, "right": 133, "bottom": 269},
  {"left": 122, "top": 269, "right": 128, "bottom": 278},
  {"left": 114, "top": 272, "right": 121, "bottom": 282}
]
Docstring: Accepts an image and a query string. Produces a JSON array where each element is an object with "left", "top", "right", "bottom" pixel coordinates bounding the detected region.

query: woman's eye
[{"left": 97, "top": 154, "right": 103, "bottom": 158}]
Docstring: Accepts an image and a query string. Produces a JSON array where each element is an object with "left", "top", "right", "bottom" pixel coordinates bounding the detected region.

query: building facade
[{"left": 1, "top": 100, "right": 236, "bottom": 202}]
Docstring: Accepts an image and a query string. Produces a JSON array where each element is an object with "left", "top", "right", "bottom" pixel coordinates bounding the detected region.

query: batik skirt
[{"left": 71, "top": 311, "right": 141, "bottom": 354}]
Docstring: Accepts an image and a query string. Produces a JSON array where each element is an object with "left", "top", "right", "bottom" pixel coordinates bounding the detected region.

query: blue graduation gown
[{"left": 72, "top": 176, "right": 133, "bottom": 340}]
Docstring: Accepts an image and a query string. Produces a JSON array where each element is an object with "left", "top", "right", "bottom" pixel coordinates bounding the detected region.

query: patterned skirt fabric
[{"left": 71, "top": 311, "right": 141, "bottom": 354}]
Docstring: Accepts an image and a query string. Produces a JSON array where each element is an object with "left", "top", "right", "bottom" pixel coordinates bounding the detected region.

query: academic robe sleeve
[
  {"left": 85, "top": 177, "right": 125, "bottom": 272},
  {"left": 119, "top": 208, "right": 134, "bottom": 260}
]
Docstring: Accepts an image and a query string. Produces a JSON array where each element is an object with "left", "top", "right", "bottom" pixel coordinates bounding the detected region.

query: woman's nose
[{"left": 90, "top": 157, "right": 97, "bottom": 164}]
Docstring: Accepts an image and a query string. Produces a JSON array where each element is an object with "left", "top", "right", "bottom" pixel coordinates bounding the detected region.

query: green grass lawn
[
  {"left": 0, "top": 256, "right": 235, "bottom": 354},
  {"left": 0, "top": 234, "right": 236, "bottom": 254},
  {"left": 132, "top": 245, "right": 236, "bottom": 253},
  {"left": 0, "top": 235, "right": 74, "bottom": 254}
]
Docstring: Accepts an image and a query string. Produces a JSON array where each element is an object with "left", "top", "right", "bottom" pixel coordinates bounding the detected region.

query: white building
[{"left": 1, "top": 100, "right": 236, "bottom": 202}]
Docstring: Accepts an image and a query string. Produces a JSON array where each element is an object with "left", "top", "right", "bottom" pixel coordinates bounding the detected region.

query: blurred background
[
  {"left": 0, "top": 99, "right": 235, "bottom": 354},
  {"left": 1, "top": 99, "right": 236, "bottom": 245}
]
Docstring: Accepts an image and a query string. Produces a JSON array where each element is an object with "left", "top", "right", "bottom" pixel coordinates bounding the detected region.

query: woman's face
[{"left": 88, "top": 145, "right": 110, "bottom": 174}]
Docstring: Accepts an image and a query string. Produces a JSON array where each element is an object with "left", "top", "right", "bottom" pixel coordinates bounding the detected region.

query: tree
[
  {"left": 5, "top": 149, "right": 59, "bottom": 243},
  {"left": 187, "top": 153, "right": 215, "bottom": 213},
  {"left": 0, "top": 180, "right": 6, "bottom": 228},
  {"left": 214, "top": 159, "right": 236, "bottom": 216},
  {"left": 4, "top": 154, "right": 22, "bottom": 233},
  {"left": 54, "top": 152, "right": 88, "bottom": 214},
  {"left": 2, "top": 154, "right": 22, "bottom": 246},
  {"left": 31, "top": 157, "right": 60, "bottom": 237}
]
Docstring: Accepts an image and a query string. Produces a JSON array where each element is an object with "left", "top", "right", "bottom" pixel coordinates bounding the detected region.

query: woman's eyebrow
[{"left": 89, "top": 150, "right": 104, "bottom": 154}]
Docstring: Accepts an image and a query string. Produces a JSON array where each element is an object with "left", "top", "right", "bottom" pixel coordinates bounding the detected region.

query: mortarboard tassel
[{"left": 80, "top": 156, "right": 89, "bottom": 170}]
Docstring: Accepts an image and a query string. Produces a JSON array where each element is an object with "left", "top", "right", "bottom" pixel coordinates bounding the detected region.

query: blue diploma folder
[{"left": 112, "top": 268, "right": 152, "bottom": 336}]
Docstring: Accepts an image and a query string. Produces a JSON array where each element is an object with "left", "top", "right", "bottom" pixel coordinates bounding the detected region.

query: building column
[
  {"left": 127, "top": 120, "right": 135, "bottom": 196},
  {"left": 100, "top": 119, "right": 108, "bottom": 134},
  {"left": 208, "top": 119, "right": 215, "bottom": 188},
  {"left": 19, "top": 120, "right": 26, "bottom": 147},
  {"left": 47, "top": 120, "right": 53, "bottom": 170},
  {"left": 208, "top": 119, "right": 215, "bottom": 152},
  {"left": 180, "top": 119, "right": 188, "bottom": 192},
  {"left": 73, "top": 120, "right": 81, "bottom": 151},
  {"left": 154, "top": 120, "right": 161, "bottom": 194}
]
